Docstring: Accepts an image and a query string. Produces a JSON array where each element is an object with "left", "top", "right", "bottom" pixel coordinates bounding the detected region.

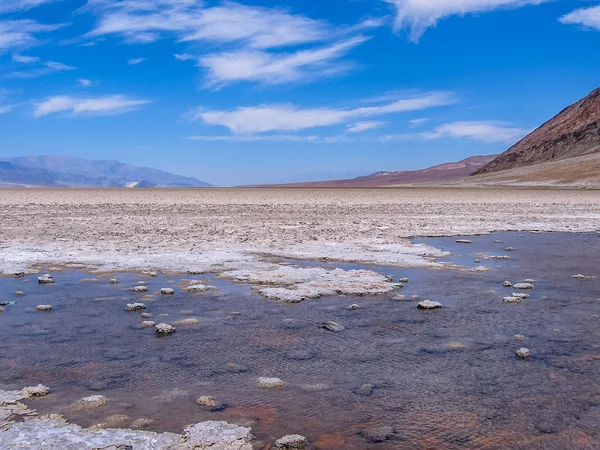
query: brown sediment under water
[{"left": 1, "top": 232, "right": 600, "bottom": 449}]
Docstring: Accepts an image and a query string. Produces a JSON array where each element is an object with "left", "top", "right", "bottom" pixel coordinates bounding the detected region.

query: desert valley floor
[{"left": 1, "top": 188, "right": 600, "bottom": 449}]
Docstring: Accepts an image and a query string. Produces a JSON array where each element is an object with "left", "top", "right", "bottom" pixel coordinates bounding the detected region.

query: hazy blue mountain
[{"left": 0, "top": 155, "right": 211, "bottom": 187}]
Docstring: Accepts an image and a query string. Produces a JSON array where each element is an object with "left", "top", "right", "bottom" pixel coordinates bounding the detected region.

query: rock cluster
[
  {"left": 126, "top": 303, "right": 146, "bottom": 311},
  {"left": 37, "top": 274, "right": 54, "bottom": 284},
  {"left": 257, "top": 377, "right": 285, "bottom": 389},
  {"left": 417, "top": 300, "right": 443, "bottom": 310},
  {"left": 273, "top": 434, "right": 308, "bottom": 449},
  {"left": 35, "top": 305, "right": 52, "bottom": 311},
  {"left": 155, "top": 323, "right": 176, "bottom": 335}
]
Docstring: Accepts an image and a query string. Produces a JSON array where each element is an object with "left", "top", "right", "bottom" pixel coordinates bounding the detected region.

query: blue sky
[{"left": 0, "top": 0, "right": 599, "bottom": 186}]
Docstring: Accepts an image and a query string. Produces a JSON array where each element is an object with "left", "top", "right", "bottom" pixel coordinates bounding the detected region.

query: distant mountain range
[
  {"left": 0, "top": 155, "right": 211, "bottom": 188},
  {"left": 273, "top": 155, "right": 497, "bottom": 187},
  {"left": 474, "top": 87, "right": 600, "bottom": 176}
]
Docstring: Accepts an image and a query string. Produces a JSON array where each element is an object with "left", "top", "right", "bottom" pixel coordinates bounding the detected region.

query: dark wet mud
[{"left": 1, "top": 232, "right": 599, "bottom": 449}]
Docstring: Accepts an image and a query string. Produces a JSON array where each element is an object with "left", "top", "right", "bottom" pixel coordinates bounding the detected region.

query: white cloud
[
  {"left": 195, "top": 91, "right": 457, "bottom": 134},
  {"left": 174, "top": 53, "right": 194, "bottom": 61},
  {"left": 559, "top": 6, "right": 600, "bottom": 31},
  {"left": 409, "top": 118, "right": 430, "bottom": 127},
  {"left": 423, "top": 121, "right": 531, "bottom": 143},
  {"left": 0, "top": 0, "right": 58, "bottom": 13},
  {"left": 127, "top": 57, "right": 146, "bottom": 65},
  {"left": 199, "top": 37, "right": 367, "bottom": 86},
  {"left": 83, "top": 1, "right": 376, "bottom": 87},
  {"left": 0, "top": 20, "right": 64, "bottom": 53},
  {"left": 0, "top": 104, "right": 15, "bottom": 114},
  {"left": 9, "top": 61, "right": 75, "bottom": 78},
  {"left": 78, "top": 79, "right": 92, "bottom": 87},
  {"left": 12, "top": 54, "right": 40, "bottom": 64},
  {"left": 84, "top": 1, "right": 328, "bottom": 48},
  {"left": 347, "top": 121, "right": 388, "bottom": 133},
  {"left": 33, "top": 95, "right": 150, "bottom": 118},
  {"left": 385, "top": 0, "right": 549, "bottom": 41}
]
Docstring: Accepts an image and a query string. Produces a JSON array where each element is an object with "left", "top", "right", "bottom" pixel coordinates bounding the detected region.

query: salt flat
[{"left": 1, "top": 188, "right": 599, "bottom": 276}]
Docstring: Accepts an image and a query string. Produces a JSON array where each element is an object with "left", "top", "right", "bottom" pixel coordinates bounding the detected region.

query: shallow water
[{"left": 1, "top": 232, "right": 600, "bottom": 449}]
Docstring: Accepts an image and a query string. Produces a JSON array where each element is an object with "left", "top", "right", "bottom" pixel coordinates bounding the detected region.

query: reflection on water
[{"left": 1, "top": 232, "right": 600, "bottom": 449}]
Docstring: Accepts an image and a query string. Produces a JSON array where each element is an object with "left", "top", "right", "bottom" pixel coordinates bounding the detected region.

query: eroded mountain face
[{"left": 474, "top": 87, "right": 600, "bottom": 175}]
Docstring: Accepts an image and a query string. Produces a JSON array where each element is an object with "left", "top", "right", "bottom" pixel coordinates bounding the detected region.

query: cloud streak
[
  {"left": 422, "top": 121, "right": 531, "bottom": 143},
  {"left": 195, "top": 91, "right": 457, "bottom": 134},
  {"left": 559, "top": 6, "right": 600, "bottom": 31},
  {"left": 83, "top": 1, "right": 376, "bottom": 87},
  {"left": 0, "top": 0, "right": 59, "bottom": 13},
  {"left": 0, "top": 20, "right": 65, "bottom": 53},
  {"left": 34, "top": 95, "right": 150, "bottom": 118},
  {"left": 385, "top": 0, "right": 549, "bottom": 41}
]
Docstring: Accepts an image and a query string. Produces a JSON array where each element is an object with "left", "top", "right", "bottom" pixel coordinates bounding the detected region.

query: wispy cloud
[
  {"left": 0, "top": 20, "right": 64, "bottom": 53},
  {"left": 0, "top": 0, "right": 59, "bottom": 13},
  {"left": 385, "top": 0, "right": 549, "bottom": 42},
  {"left": 174, "top": 53, "right": 194, "bottom": 61},
  {"left": 422, "top": 121, "right": 531, "bottom": 143},
  {"left": 84, "top": 1, "right": 329, "bottom": 47},
  {"left": 9, "top": 61, "right": 75, "bottom": 79},
  {"left": 0, "top": 104, "right": 15, "bottom": 114},
  {"left": 347, "top": 121, "right": 388, "bottom": 133},
  {"left": 559, "top": 6, "right": 600, "bottom": 31},
  {"left": 127, "top": 57, "right": 146, "bottom": 65},
  {"left": 409, "top": 117, "right": 430, "bottom": 127},
  {"left": 199, "top": 36, "right": 368, "bottom": 87},
  {"left": 195, "top": 91, "right": 457, "bottom": 134},
  {"left": 33, "top": 94, "right": 150, "bottom": 118},
  {"left": 82, "top": 1, "right": 378, "bottom": 87},
  {"left": 78, "top": 78, "right": 92, "bottom": 87},
  {"left": 12, "top": 54, "right": 40, "bottom": 64}
]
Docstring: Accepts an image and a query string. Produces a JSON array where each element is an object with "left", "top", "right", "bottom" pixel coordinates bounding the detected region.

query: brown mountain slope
[
  {"left": 474, "top": 87, "right": 600, "bottom": 175},
  {"left": 276, "top": 155, "right": 496, "bottom": 187}
]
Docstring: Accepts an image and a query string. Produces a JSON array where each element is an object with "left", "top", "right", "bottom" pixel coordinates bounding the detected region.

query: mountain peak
[{"left": 473, "top": 87, "right": 600, "bottom": 175}]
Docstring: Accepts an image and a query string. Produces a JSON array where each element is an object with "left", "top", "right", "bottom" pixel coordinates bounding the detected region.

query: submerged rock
[
  {"left": 149, "top": 272, "right": 158, "bottom": 277},
  {"left": 503, "top": 281, "right": 512, "bottom": 287},
  {"left": 35, "top": 305, "right": 52, "bottom": 311},
  {"left": 399, "top": 277, "right": 409, "bottom": 283},
  {"left": 133, "top": 286, "right": 149, "bottom": 293},
  {"left": 182, "top": 421, "right": 253, "bottom": 450},
  {"left": 74, "top": 395, "right": 107, "bottom": 410},
  {"left": 140, "top": 321, "right": 155, "bottom": 328},
  {"left": 0, "top": 307, "right": 5, "bottom": 313},
  {"left": 456, "top": 240, "right": 472, "bottom": 244},
  {"left": 257, "top": 377, "right": 285, "bottom": 389},
  {"left": 514, "top": 334, "right": 525, "bottom": 340},
  {"left": 512, "top": 293, "right": 530, "bottom": 300},
  {"left": 348, "top": 304, "right": 360, "bottom": 310},
  {"left": 173, "top": 318, "right": 200, "bottom": 325},
  {"left": 37, "top": 275, "right": 54, "bottom": 284},
  {"left": 361, "top": 426, "right": 395, "bottom": 443},
  {"left": 514, "top": 283, "right": 535, "bottom": 290},
  {"left": 126, "top": 303, "right": 146, "bottom": 311},
  {"left": 353, "top": 384, "right": 374, "bottom": 396},
  {"left": 187, "top": 284, "right": 218, "bottom": 292},
  {"left": 417, "top": 300, "right": 443, "bottom": 310},
  {"left": 393, "top": 294, "right": 408, "bottom": 301},
  {"left": 21, "top": 385, "right": 49, "bottom": 398},
  {"left": 523, "top": 279, "right": 537, "bottom": 283},
  {"left": 573, "top": 274, "right": 595, "bottom": 280},
  {"left": 16, "top": 291, "right": 24, "bottom": 296},
  {"left": 196, "top": 396, "right": 216, "bottom": 407},
  {"left": 155, "top": 323, "right": 176, "bottom": 335},
  {"left": 141, "top": 312, "right": 152, "bottom": 318},
  {"left": 160, "top": 288, "right": 174, "bottom": 295},
  {"left": 109, "top": 278, "right": 119, "bottom": 284},
  {"left": 273, "top": 434, "right": 308, "bottom": 449},
  {"left": 322, "top": 321, "right": 345, "bottom": 332},
  {"left": 505, "top": 247, "right": 515, "bottom": 251},
  {"left": 503, "top": 296, "right": 522, "bottom": 304},
  {"left": 516, "top": 348, "right": 531, "bottom": 359}
]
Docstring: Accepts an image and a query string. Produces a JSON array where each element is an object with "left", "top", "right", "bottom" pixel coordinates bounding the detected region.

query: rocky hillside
[
  {"left": 474, "top": 87, "right": 600, "bottom": 175},
  {"left": 276, "top": 155, "right": 496, "bottom": 187}
]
